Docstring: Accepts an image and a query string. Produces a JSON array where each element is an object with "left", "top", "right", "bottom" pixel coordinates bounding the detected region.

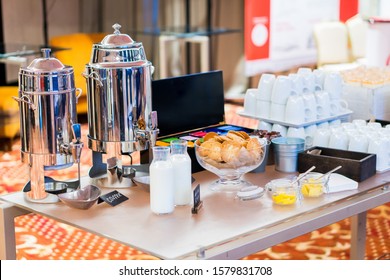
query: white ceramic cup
[
  {"left": 302, "top": 92, "right": 318, "bottom": 122},
  {"left": 272, "top": 124, "right": 288, "bottom": 137},
  {"left": 289, "top": 73, "right": 304, "bottom": 95},
  {"left": 329, "top": 119, "right": 341, "bottom": 127},
  {"left": 287, "top": 127, "right": 306, "bottom": 140},
  {"left": 313, "top": 69, "right": 325, "bottom": 92},
  {"left": 367, "top": 122, "right": 382, "bottom": 131},
  {"left": 285, "top": 95, "right": 313, "bottom": 124},
  {"left": 301, "top": 73, "right": 315, "bottom": 94},
  {"left": 269, "top": 102, "right": 286, "bottom": 121},
  {"left": 271, "top": 75, "right": 292, "bottom": 105},
  {"left": 348, "top": 133, "right": 369, "bottom": 153},
  {"left": 244, "top": 88, "right": 258, "bottom": 116},
  {"left": 257, "top": 73, "right": 276, "bottom": 101},
  {"left": 313, "top": 128, "right": 330, "bottom": 147},
  {"left": 352, "top": 119, "right": 367, "bottom": 127},
  {"left": 324, "top": 72, "right": 343, "bottom": 100},
  {"left": 317, "top": 121, "right": 329, "bottom": 129},
  {"left": 297, "top": 67, "right": 312, "bottom": 76},
  {"left": 328, "top": 130, "right": 349, "bottom": 150},
  {"left": 256, "top": 99, "right": 271, "bottom": 118},
  {"left": 304, "top": 124, "right": 317, "bottom": 148},
  {"left": 315, "top": 91, "right": 331, "bottom": 119},
  {"left": 341, "top": 122, "right": 356, "bottom": 131},
  {"left": 330, "top": 99, "right": 348, "bottom": 116},
  {"left": 258, "top": 121, "right": 272, "bottom": 131},
  {"left": 368, "top": 137, "right": 389, "bottom": 171}
]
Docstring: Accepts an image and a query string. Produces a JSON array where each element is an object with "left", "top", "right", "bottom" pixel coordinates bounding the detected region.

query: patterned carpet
[{"left": 1, "top": 104, "right": 389, "bottom": 260}]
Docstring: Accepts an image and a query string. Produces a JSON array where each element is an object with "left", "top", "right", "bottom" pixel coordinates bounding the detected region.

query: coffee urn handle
[
  {"left": 82, "top": 71, "right": 103, "bottom": 87},
  {"left": 12, "top": 95, "right": 36, "bottom": 110},
  {"left": 72, "top": 123, "right": 82, "bottom": 142},
  {"left": 75, "top": 88, "right": 83, "bottom": 102},
  {"left": 150, "top": 111, "right": 158, "bottom": 129}
]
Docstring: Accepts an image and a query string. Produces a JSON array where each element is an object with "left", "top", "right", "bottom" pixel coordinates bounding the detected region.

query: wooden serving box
[{"left": 297, "top": 146, "right": 377, "bottom": 182}]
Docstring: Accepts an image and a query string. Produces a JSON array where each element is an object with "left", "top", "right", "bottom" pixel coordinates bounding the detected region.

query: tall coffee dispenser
[
  {"left": 15, "top": 48, "right": 83, "bottom": 202},
  {"left": 84, "top": 24, "right": 158, "bottom": 187}
]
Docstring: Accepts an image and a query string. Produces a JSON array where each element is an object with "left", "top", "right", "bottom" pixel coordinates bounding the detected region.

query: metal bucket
[{"left": 272, "top": 137, "right": 305, "bottom": 173}]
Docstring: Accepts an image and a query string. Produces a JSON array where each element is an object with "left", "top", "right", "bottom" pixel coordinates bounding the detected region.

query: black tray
[{"left": 298, "top": 146, "right": 377, "bottom": 182}]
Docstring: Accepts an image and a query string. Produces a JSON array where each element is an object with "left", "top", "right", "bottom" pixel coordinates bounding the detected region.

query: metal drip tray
[
  {"left": 91, "top": 174, "right": 138, "bottom": 189},
  {"left": 89, "top": 164, "right": 149, "bottom": 190}
]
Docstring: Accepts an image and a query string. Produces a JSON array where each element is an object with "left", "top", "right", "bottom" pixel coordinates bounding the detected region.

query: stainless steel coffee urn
[
  {"left": 15, "top": 48, "right": 83, "bottom": 202},
  {"left": 84, "top": 24, "right": 158, "bottom": 186}
]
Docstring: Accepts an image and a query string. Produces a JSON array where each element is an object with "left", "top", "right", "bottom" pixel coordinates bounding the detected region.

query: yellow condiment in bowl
[
  {"left": 300, "top": 174, "right": 325, "bottom": 198},
  {"left": 272, "top": 192, "right": 297, "bottom": 205}
]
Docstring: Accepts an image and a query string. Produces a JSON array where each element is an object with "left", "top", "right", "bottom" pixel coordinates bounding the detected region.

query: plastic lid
[
  {"left": 26, "top": 48, "right": 65, "bottom": 71},
  {"left": 236, "top": 186, "right": 265, "bottom": 201},
  {"left": 100, "top": 23, "right": 135, "bottom": 47}
]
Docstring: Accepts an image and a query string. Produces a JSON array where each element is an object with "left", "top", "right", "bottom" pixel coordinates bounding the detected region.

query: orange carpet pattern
[{"left": 1, "top": 104, "right": 389, "bottom": 260}]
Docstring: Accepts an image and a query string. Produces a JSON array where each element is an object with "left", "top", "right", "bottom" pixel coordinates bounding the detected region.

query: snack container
[
  {"left": 268, "top": 179, "right": 299, "bottom": 206},
  {"left": 300, "top": 172, "right": 327, "bottom": 198}
]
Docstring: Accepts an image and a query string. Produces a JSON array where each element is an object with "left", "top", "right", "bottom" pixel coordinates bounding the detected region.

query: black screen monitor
[{"left": 152, "top": 70, "right": 225, "bottom": 137}]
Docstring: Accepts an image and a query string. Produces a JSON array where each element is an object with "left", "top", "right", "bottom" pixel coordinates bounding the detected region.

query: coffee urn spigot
[
  {"left": 15, "top": 48, "right": 83, "bottom": 202},
  {"left": 84, "top": 23, "right": 159, "bottom": 185}
]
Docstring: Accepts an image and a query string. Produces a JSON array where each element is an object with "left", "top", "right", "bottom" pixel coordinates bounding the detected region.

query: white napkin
[{"left": 325, "top": 173, "right": 358, "bottom": 193}]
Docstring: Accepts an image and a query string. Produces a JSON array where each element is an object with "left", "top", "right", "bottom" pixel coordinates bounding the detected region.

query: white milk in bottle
[
  {"left": 149, "top": 146, "right": 174, "bottom": 214},
  {"left": 170, "top": 139, "right": 192, "bottom": 206}
]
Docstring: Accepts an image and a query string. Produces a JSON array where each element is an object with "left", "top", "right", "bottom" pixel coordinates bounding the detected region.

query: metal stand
[{"left": 89, "top": 151, "right": 150, "bottom": 189}]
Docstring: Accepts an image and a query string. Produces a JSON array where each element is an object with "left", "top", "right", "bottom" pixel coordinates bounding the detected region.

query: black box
[
  {"left": 150, "top": 70, "right": 253, "bottom": 173},
  {"left": 297, "top": 146, "right": 377, "bottom": 182},
  {"left": 372, "top": 119, "right": 390, "bottom": 126}
]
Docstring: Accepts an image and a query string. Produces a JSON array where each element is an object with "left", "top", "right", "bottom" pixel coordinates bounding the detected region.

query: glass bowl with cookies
[{"left": 195, "top": 130, "right": 267, "bottom": 192}]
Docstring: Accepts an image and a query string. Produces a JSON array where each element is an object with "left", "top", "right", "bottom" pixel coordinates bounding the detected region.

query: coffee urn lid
[
  {"left": 100, "top": 23, "right": 135, "bottom": 46},
  {"left": 26, "top": 48, "right": 65, "bottom": 71},
  {"left": 19, "top": 48, "right": 74, "bottom": 93},
  {"left": 90, "top": 23, "right": 149, "bottom": 65}
]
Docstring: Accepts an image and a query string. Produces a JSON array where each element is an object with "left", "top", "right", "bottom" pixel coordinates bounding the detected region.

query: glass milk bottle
[
  {"left": 170, "top": 139, "right": 192, "bottom": 206},
  {"left": 149, "top": 146, "right": 174, "bottom": 214}
]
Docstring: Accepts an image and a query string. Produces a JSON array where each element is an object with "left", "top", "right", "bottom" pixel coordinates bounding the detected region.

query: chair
[
  {"left": 0, "top": 86, "right": 20, "bottom": 150},
  {"left": 346, "top": 15, "right": 368, "bottom": 61},
  {"left": 313, "top": 21, "right": 350, "bottom": 67},
  {"left": 49, "top": 33, "right": 106, "bottom": 116}
]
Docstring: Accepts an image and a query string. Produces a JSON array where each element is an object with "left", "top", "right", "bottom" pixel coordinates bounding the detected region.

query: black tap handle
[{"left": 72, "top": 123, "right": 81, "bottom": 141}]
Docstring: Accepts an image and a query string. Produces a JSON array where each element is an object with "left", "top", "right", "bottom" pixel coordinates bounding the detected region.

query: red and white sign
[
  {"left": 244, "top": 0, "right": 359, "bottom": 76},
  {"left": 244, "top": 0, "right": 271, "bottom": 61}
]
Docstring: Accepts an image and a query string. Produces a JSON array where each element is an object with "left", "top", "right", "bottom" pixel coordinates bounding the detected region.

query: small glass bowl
[
  {"left": 300, "top": 172, "right": 327, "bottom": 198},
  {"left": 270, "top": 180, "right": 299, "bottom": 206}
]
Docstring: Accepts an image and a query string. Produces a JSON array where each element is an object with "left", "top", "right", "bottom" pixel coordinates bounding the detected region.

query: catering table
[{"left": 1, "top": 166, "right": 389, "bottom": 260}]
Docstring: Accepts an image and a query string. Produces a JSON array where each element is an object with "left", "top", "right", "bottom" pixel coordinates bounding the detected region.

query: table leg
[
  {"left": 350, "top": 211, "right": 367, "bottom": 260},
  {"left": 0, "top": 202, "right": 30, "bottom": 260}
]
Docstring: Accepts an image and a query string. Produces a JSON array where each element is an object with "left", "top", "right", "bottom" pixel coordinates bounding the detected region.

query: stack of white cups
[
  {"left": 312, "top": 120, "right": 390, "bottom": 171},
  {"left": 256, "top": 73, "right": 276, "bottom": 119},
  {"left": 323, "top": 72, "right": 348, "bottom": 116},
  {"left": 243, "top": 68, "right": 351, "bottom": 149},
  {"left": 269, "top": 75, "right": 291, "bottom": 122}
]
